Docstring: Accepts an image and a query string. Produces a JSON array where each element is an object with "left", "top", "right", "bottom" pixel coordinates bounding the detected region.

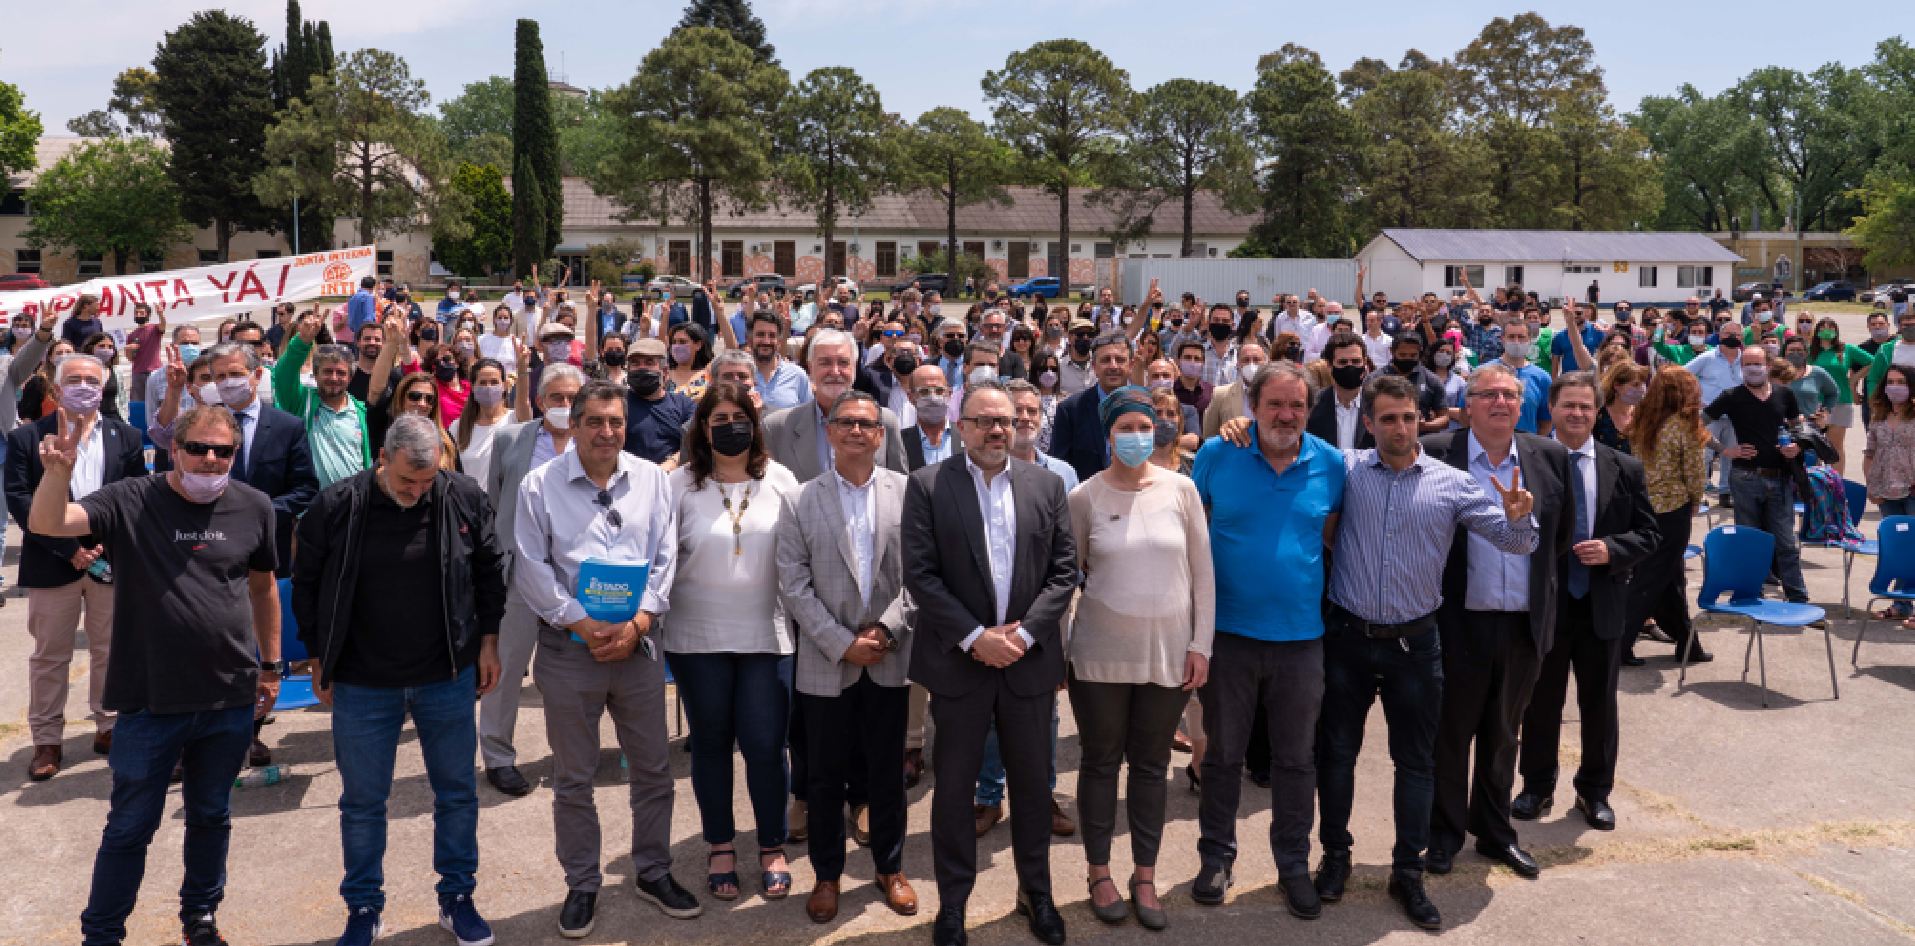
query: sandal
[
  {"left": 1087, "top": 875, "right": 1128, "bottom": 924},
  {"left": 1900, "top": 617, "right": 1915, "bottom": 631},
  {"left": 759, "top": 847, "right": 792, "bottom": 899},
  {"left": 707, "top": 847, "right": 739, "bottom": 900},
  {"left": 1872, "top": 607, "right": 1901, "bottom": 620}
]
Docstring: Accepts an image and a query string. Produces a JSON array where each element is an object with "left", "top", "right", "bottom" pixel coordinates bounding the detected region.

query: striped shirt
[{"left": 1329, "top": 447, "right": 1540, "bottom": 625}]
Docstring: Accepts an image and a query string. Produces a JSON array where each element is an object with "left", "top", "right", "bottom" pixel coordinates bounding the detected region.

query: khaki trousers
[{"left": 28, "top": 576, "right": 115, "bottom": 745}]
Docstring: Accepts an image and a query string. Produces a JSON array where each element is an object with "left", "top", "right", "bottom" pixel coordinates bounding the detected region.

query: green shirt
[
  {"left": 1809, "top": 343, "right": 1872, "bottom": 404},
  {"left": 1652, "top": 335, "right": 1704, "bottom": 365},
  {"left": 1866, "top": 338, "right": 1915, "bottom": 400},
  {"left": 1533, "top": 327, "right": 1555, "bottom": 373}
]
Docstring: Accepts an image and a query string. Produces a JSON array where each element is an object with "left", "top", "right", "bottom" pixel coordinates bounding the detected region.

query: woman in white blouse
[
  {"left": 659, "top": 382, "right": 802, "bottom": 902},
  {"left": 1068, "top": 385, "right": 1215, "bottom": 930}
]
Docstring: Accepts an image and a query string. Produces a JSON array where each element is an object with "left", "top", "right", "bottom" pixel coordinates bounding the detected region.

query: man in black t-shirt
[
  {"left": 622, "top": 338, "right": 696, "bottom": 463},
  {"left": 1703, "top": 344, "right": 1813, "bottom": 606},
  {"left": 30, "top": 403, "right": 280, "bottom": 946}
]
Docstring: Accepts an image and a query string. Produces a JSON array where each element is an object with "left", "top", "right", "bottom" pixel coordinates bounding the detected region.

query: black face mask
[
  {"left": 1072, "top": 336, "right": 1093, "bottom": 357},
  {"left": 1331, "top": 364, "right": 1366, "bottom": 390},
  {"left": 1391, "top": 358, "right": 1420, "bottom": 376},
  {"left": 892, "top": 351, "right": 919, "bottom": 378},
  {"left": 602, "top": 349, "right": 627, "bottom": 367},
  {"left": 434, "top": 361, "right": 457, "bottom": 382},
  {"left": 631, "top": 369, "right": 663, "bottom": 396},
  {"left": 1282, "top": 346, "right": 1303, "bottom": 362},
  {"left": 420, "top": 328, "right": 439, "bottom": 342},
  {"left": 1209, "top": 322, "right": 1233, "bottom": 342},
  {"left": 710, "top": 419, "right": 754, "bottom": 457},
  {"left": 934, "top": 338, "right": 959, "bottom": 359},
  {"left": 133, "top": 316, "right": 150, "bottom": 325}
]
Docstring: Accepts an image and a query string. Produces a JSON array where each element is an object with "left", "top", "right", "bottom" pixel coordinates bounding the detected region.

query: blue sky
[{"left": 6, "top": 0, "right": 1906, "bottom": 133}]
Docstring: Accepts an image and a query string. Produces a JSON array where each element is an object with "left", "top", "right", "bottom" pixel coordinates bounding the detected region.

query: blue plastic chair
[
  {"left": 1855, "top": 515, "right": 1915, "bottom": 669},
  {"left": 272, "top": 577, "right": 321, "bottom": 710},
  {"left": 1829, "top": 480, "right": 1875, "bottom": 617},
  {"left": 1688, "top": 525, "right": 1836, "bottom": 706}
]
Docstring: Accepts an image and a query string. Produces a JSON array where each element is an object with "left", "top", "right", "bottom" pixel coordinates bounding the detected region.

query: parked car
[
  {"left": 726, "top": 274, "right": 788, "bottom": 300},
  {"left": 1008, "top": 276, "right": 1064, "bottom": 300},
  {"left": 646, "top": 275, "right": 701, "bottom": 298},
  {"left": 1805, "top": 280, "right": 1858, "bottom": 302},
  {"left": 794, "top": 275, "right": 861, "bottom": 301},
  {"left": 1731, "top": 281, "right": 1770, "bottom": 303},
  {"left": 0, "top": 273, "right": 51, "bottom": 292},
  {"left": 1861, "top": 280, "right": 1914, "bottom": 303},
  {"left": 886, "top": 273, "right": 952, "bottom": 296}
]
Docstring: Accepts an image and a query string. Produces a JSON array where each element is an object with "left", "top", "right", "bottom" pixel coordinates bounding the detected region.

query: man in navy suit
[
  {"left": 5, "top": 352, "right": 148, "bottom": 780},
  {"left": 1046, "top": 331, "right": 1134, "bottom": 484}
]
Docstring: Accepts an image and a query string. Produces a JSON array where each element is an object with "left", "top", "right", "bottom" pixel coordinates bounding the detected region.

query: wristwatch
[
  {"left": 260, "top": 659, "right": 289, "bottom": 677},
  {"left": 874, "top": 623, "right": 899, "bottom": 652}
]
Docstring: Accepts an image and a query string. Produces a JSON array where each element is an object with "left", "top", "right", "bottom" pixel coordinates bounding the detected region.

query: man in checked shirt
[{"left": 1312, "top": 374, "right": 1537, "bottom": 932}]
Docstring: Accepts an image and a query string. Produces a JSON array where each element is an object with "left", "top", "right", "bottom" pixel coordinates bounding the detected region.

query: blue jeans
[
  {"left": 1729, "top": 467, "right": 1809, "bottom": 603},
  {"left": 1877, "top": 497, "right": 1915, "bottom": 615},
  {"left": 81, "top": 705, "right": 254, "bottom": 946},
  {"left": 331, "top": 665, "right": 479, "bottom": 911},
  {"left": 1316, "top": 620, "right": 1444, "bottom": 873},
  {"left": 665, "top": 652, "right": 791, "bottom": 848},
  {"left": 976, "top": 706, "right": 1060, "bottom": 806}
]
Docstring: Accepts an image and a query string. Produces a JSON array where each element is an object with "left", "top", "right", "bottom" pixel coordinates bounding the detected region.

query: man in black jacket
[
  {"left": 1305, "top": 332, "right": 1374, "bottom": 452},
  {"left": 291, "top": 414, "right": 508, "bottom": 946},
  {"left": 4, "top": 351, "right": 147, "bottom": 780}
]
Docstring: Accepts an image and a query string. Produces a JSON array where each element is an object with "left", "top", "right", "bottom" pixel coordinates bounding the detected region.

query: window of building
[
  {"left": 1094, "top": 243, "right": 1115, "bottom": 259},
  {"left": 14, "top": 249, "right": 40, "bottom": 274},
  {"left": 772, "top": 241, "right": 795, "bottom": 277},
  {"left": 875, "top": 241, "right": 898, "bottom": 278},
  {"left": 1504, "top": 265, "right": 1525, "bottom": 286},
  {"left": 1639, "top": 265, "right": 1658, "bottom": 288},
  {"left": 828, "top": 241, "right": 847, "bottom": 278},
  {"left": 1677, "top": 265, "right": 1714, "bottom": 288},
  {"left": 668, "top": 240, "right": 691, "bottom": 276},
  {"left": 199, "top": 249, "right": 220, "bottom": 265},
  {"left": 1046, "top": 242, "right": 1064, "bottom": 276},
  {"left": 257, "top": 250, "right": 281, "bottom": 259},
  {"left": 0, "top": 189, "right": 26, "bottom": 215},
  {"left": 140, "top": 251, "right": 163, "bottom": 273},
  {"left": 917, "top": 241, "right": 940, "bottom": 262},
  {"left": 963, "top": 241, "right": 985, "bottom": 262},
  {"left": 1187, "top": 243, "right": 1207, "bottom": 258},
  {"left": 721, "top": 240, "right": 743, "bottom": 277},
  {"left": 1443, "top": 265, "right": 1485, "bottom": 288},
  {"left": 1564, "top": 264, "right": 1603, "bottom": 274},
  {"left": 1008, "top": 242, "right": 1030, "bottom": 278},
  {"left": 76, "top": 252, "right": 103, "bottom": 277}
]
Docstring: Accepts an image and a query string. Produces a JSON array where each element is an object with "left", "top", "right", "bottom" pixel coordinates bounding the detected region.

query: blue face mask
[
  {"left": 1111, "top": 431, "right": 1155, "bottom": 468},
  {"left": 178, "top": 343, "right": 202, "bottom": 365}
]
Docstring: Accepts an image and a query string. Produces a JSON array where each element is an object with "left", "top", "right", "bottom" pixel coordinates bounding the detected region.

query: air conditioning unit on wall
[
  {"left": 992, "top": 240, "right": 1003, "bottom": 251},
  {"left": 748, "top": 244, "right": 759, "bottom": 254},
  {"left": 1028, "top": 242, "right": 1041, "bottom": 253}
]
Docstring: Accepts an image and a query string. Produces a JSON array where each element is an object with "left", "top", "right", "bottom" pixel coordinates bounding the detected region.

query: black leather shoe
[
  {"left": 1575, "top": 794, "right": 1617, "bottom": 831},
  {"left": 1314, "top": 851, "right": 1351, "bottom": 903},
  {"left": 1191, "top": 861, "right": 1232, "bottom": 904},
  {"left": 1476, "top": 841, "right": 1541, "bottom": 877},
  {"left": 1015, "top": 890, "right": 1066, "bottom": 945},
  {"left": 1671, "top": 648, "right": 1714, "bottom": 664},
  {"left": 1621, "top": 653, "right": 1647, "bottom": 667},
  {"left": 558, "top": 890, "right": 596, "bottom": 939},
  {"left": 1511, "top": 790, "right": 1553, "bottom": 821},
  {"left": 1424, "top": 844, "right": 1453, "bottom": 875},
  {"left": 933, "top": 904, "right": 968, "bottom": 946},
  {"left": 1387, "top": 871, "right": 1442, "bottom": 930},
  {"left": 487, "top": 765, "right": 533, "bottom": 796},
  {"left": 1279, "top": 873, "right": 1320, "bottom": 920}
]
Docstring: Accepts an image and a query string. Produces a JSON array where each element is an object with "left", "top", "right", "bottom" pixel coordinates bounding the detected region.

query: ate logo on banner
[{"left": 321, "top": 261, "right": 357, "bottom": 298}]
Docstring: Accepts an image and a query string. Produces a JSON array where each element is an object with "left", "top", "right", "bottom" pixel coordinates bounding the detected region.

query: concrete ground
[{"left": 4, "top": 302, "right": 1913, "bottom": 944}]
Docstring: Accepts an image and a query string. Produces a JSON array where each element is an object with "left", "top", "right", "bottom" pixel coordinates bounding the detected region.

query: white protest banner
[{"left": 0, "top": 245, "right": 379, "bottom": 332}]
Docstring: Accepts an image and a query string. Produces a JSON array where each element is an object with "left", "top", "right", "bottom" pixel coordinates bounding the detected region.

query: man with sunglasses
[
  {"left": 854, "top": 318, "right": 918, "bottom": 423},
  {"left": 31, "top": 403, "right": 280, "bottom": 946},
  {"left": 515, "top": 380, "right": 698, "bottom": 935}
]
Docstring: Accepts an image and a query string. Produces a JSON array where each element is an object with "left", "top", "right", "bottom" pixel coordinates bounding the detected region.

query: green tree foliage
[
  {"left": 513, "top": 20, "right": 564, "bottom": 274},
  {"left": 1847, "top": 175, "right": 1915, "bottom": 270},
  {"left": 66, "top": 67, "right": 166, "bottom": 138},
  {"left": 152, "top": 11, "right": 278, "bottom": 262},
  {"left": 1355, "top": 68, "right": 1491, "bottom": 229},
  {"left": 983, "top": 40, "right": 1131, "bottom": 278},
  {"left": 0, "top": 50, "right": 43, "bottom": 180},
  {"left": 593, "top": 27, "right": 788, "bottom": 282},
  {"left": 1541, "top": 98, "right": 1662, "bottom": 230},
  {"left": 1243, "top": 45, "right": 1363, "bottom": 258},
  {"left": 586, "top": 237, "right": 648, "bottom": 284},
  {"left": 436, "top": 162, "right": 512, "bottom": 278},
  {"left": 1631, "top": 86, "right": 1768, "bottom": 231},
  {"left": 1127, "top": 78, "right": 1257, "bottom": 257},
  {"left": 24, "top": 137, "right": 190, "bottom": 276},
  {"left": 437, "top": 77, "right": 616, "bottom": 178},
  {"left": 674, "top": 0, "right": 776, "bottom": 65},
  {"left": 255, "top": 49, "right": 469, "bottom": 247},
  {"left": 67, "top": 112, "right": 120, "bottom": 138},
  {"left": 899, "top": 107, "right": 1013, "bottom": 278},
  {"left": 1732, "top": 64, "right": 1882, "bottom": 231},
  {"left": 270, "top": 0, "right": 335, "bottom": 252},
  {"left": 779, "top": 67, "right": 894, "bottom": 273}
]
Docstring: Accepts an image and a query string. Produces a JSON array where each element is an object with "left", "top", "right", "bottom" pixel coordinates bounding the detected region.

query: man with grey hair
[
  {"left": 6, "top": 351, "right": 148, "bottom": 780},
  {"left": 478, "top": 362, "right": 587, "bottom": 797},
  {"left": 293, "top": 413, "right": 509, "bottom": 946},
  {"left": 933, "top": 318, "right": 969, "bottom": 386}
]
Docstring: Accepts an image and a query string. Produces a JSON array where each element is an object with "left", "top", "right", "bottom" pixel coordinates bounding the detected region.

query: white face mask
[
  {"left": 179, "top": 471, "right": 229, "bottom": 503},
  {"left": 544, "top": 405, "right": 571, "bottom": 430},
  {"left": 196, "top": 382, "right": 223, "bottom": 406}
]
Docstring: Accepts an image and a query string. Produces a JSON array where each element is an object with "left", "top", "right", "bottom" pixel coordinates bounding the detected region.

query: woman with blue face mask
[{"left": 1065, "top": 385, "right": 1215, "bottom": 929}]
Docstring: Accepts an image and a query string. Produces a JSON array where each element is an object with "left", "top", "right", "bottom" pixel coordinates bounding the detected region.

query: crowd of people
[{"left": 5, "top": 269, "right": 1893, "bottom": 946}]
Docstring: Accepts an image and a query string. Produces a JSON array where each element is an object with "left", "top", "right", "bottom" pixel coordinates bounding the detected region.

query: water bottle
[
  {"left": 235, "top": 765, "right": 283, "bottom": 788},
  {"left": 1776, "top": 425, "right": 1792, "bottom": 449},
  {"left": 85, "top": 557, "right": 113, "bottom": 585}
]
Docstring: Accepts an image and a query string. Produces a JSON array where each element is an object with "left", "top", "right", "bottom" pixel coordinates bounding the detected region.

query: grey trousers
[
  {"left": 534, "top": 624, "right": 675, "bottom": 892},
  {"left": 1195, "top": 633, "right": 1324, "bottom": 877},
  {"left": 1066, "top": 674, "right": 1189, "bottom": 867},
  {"left": 477, "top": 592, "right": 540, "bottom": 769}
]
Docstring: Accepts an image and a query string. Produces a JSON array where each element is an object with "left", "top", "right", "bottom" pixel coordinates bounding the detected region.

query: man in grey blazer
[
  {"left": 477, "top": 364, "right": 586, "bottom": 796},
  {"left": 777, "top": 392, "right": 920, "bottom": 924}
]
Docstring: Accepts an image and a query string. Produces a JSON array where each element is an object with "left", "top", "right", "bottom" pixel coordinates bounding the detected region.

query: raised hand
[
  {"left": 37, "top": 306, "right": 56, "bottom": 333},
  {"left": 163, "top": 344, "right": 187, "bottom": 388},
  {"left": 39, "top": 409, "right": 86, "bottom": 477},
  {"left": 1490, "top": 467, "right": 1533, "bottom": 520},
  {"left": 297, "top": 312, "right": 320, "bottom": 345}
]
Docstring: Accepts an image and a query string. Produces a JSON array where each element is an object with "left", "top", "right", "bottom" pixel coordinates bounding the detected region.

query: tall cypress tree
[
  {"left": 512, "top": 19, "right": 562, "bottom": 276},
  {"left": 269, "top": 0, "right": 334, "bottom": 252}
]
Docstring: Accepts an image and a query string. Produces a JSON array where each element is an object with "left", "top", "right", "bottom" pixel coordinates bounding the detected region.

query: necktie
[
  {"left": 1569, "top": 452, "right": 1590, "bottom": 599},
  {"left": 235, "top": 411, "right": 252, "bottom": 481}
]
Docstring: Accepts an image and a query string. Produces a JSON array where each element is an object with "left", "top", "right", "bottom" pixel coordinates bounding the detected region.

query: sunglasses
[
  {"left": 178, "top": 440, "right": 237, "bottom": 459},
  {"left": 595, "top": 489, "right": 623, "bottom": 529},
  {"left": 404, "top": 390, "right": 434, "bottom": 403}
]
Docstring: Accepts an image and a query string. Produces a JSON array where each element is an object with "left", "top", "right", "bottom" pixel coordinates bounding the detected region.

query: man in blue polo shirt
[
  {"left": 1189, "top": 360, "right": 1345, "bottom": 919},
  {"left": 1495, "top": 319, "right": 1554, "bottom": 436}
]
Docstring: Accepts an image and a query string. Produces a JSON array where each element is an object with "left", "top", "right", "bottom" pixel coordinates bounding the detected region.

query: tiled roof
[
  {"left": 6, "top": 136, "right": 106, "bottom": 188},
  {"left": 1377, "top": 228, "right": 1743, "bottom": 263}
]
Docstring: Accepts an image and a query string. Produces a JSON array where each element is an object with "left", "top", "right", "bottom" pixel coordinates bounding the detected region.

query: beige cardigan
[{"left": 1066, "top": 472, "right": 1216, "bottom": 687}]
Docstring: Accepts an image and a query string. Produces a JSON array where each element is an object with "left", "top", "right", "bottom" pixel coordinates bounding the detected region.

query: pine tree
[
  {"left": 512, "top": 20, "right": 563, "bottom": 276},
  {"left": 674, "top": 0, "right": 776, "bottom": 65},
  {"left": 153, "top": 10, "right": 278, "bottom": 263}
]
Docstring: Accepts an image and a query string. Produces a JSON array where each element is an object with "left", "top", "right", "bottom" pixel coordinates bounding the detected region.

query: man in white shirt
[{"left": 1200, "top": 304, "right": 1240, "bottom": 386}]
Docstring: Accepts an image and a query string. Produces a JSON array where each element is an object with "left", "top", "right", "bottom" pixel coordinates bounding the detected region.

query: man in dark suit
[
  {"left": 1306, "top": 332, "right": 1374, "bottom": 452},
  {"left": 853, "top": 313, "right": 919, "bottom": 421},
  {"left": 1421, "top": 362, "right": 1575, "bottom": 879},
  {"left": 5, "top": 352, "right": 148, "bottom": 780},
  {"left": 1514, "top": 373, "right": 1659, "bottom": 832},
  {"left": 1046, "top": 331, "right": 1133, "bottom": 484},
  {"left": 903, "top": 380, "right": 1078, "bottom": 946}
]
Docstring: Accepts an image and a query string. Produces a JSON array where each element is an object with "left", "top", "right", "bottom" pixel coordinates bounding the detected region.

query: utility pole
[
  {"left": 291, "top": 153, "right": 300, "bottom": 257},
  {"left": 1792, "top": 192, "right": 1803, "bottom": 296}
]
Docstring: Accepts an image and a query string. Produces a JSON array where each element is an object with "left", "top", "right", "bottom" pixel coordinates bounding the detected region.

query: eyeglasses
[
  {"left": 830, "top": 418, "right": 881, "bottom": 431},
  {"left": 177, "top": 440, "right": 237, "bottom": 459},
  {"left": 1473, "top": 390, "right": 1523, "bottom": 402},
  {"left": 963, "top": 416, "right": 1014, "bottom": 430},
  {"left": 595, "top": 489, "right": 623, "bottom": 529}
]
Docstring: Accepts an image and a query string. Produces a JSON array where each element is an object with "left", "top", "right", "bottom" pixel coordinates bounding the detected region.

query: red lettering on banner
[
  {"left": 117, "top": 284, "right": 145, "bottom": 314},
  {"left": 146, "top": 280, "right": 171, "bottom": 308},
  {"left": 275, "top": 264, "right": 290, "bottom": 298},
  {"left": 206, "top": 271, "right": 238, "bottom": 303},
  {"left": 235, "top": 266, "right": 269, "bottom": 302},
  {"left": 51, "top": 295, "right": 75, "bottom": 314},
  {"left": 172, "top": 279, "right": 195, "bottom": 306}
]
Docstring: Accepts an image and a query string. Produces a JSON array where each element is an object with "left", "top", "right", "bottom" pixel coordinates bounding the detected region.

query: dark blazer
[
  {"left": 236, "top": 404, "right": 321, "bottom": 577},
  {"left": 1048, "top": 384, "right": 1110, "bottom": 484},
  {"left": 1576, "top": 443, "right": 1662, "bottom": 639},
  {"left": 902, "top": 424, "right": 927, "bottom": 471},
  {"left": 1424, "top": 429, "right": 1577, "bottom": 654},
  {"left": 854, "top": 359, "right": 905, "bottom": 409},
  {"left": 4, "top": 414, "right": 149, "bottom": 589},
  {"left": 1306, "top": 387, "right": 1374, "bottom": 452},
  {"left": 903, "top": 454, "right": 1078, "bottom": 700}
]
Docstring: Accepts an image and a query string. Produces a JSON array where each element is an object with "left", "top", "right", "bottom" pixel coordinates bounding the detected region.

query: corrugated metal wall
[{"left": 1118, "top": 258, "right": 1359, "bottom": 307}]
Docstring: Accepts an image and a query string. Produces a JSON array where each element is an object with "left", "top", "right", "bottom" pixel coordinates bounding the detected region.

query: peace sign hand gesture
[
  {"left": 1490, "top": 467, "right": 1533, "bottom": 521},
  {"left": 40, "top": 408, "right": 90, "bottom": 477},
  {"left": 163, "top": 343, "right": 187, "bottom": 388}
]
